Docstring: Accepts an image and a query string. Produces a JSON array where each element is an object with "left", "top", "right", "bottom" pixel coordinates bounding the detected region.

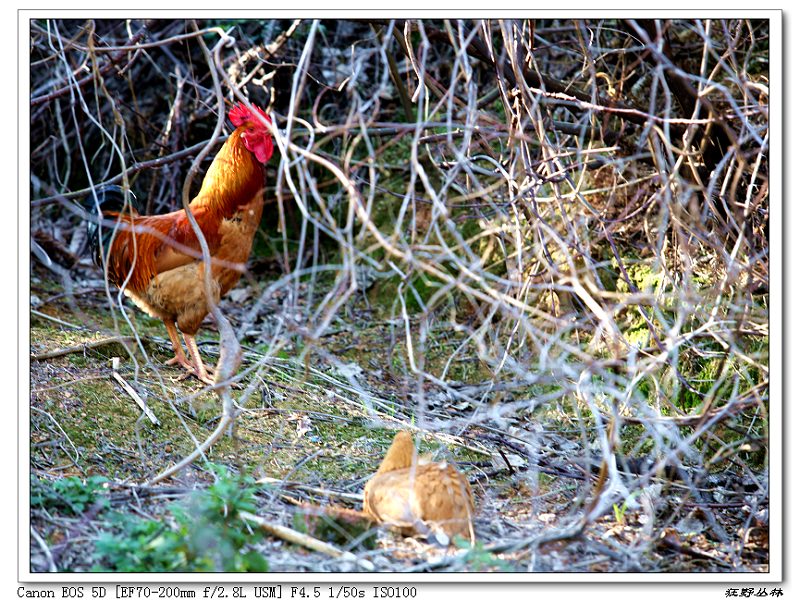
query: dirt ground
[{"left": 28, "top": 263, "right": 769, "bottom": 573}]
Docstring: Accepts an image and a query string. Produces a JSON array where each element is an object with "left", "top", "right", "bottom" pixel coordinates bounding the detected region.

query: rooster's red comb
[{"left": 229, "top": 102, "right": 270, "bottom": 127}]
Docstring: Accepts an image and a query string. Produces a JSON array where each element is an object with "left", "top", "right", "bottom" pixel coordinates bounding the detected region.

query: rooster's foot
[
  {"left": 167, "top": 355, "right": 215, "bottom": 375},
  {"left": 174, "top": 369, "right": 217, "bottom": 386}
]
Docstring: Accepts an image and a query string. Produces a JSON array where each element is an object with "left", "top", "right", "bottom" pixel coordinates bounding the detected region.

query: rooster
[{"left": 85, "top": 102, "right": 274, "bottom": 384}]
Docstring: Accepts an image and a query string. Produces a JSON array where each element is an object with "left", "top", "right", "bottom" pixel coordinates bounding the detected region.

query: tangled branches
[{"left": 29, "top": 18, "right": 770, "bottom": 571}]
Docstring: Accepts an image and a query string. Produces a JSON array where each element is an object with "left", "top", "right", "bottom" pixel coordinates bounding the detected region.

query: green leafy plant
[
  {"left": 93, "top": 464, "right": 268, "bottom": 572},
  {"left": 94, "top": 514, "right": 194, "bottom": 572},
  {"left": 612, "top": 501, "right": 628, "bottom": 525},
  {"left": 31, "top": 475, "right": 110, "bottom": 516},
  {"left": 455, "top": 539, "right": 515, "bottom": 572}
]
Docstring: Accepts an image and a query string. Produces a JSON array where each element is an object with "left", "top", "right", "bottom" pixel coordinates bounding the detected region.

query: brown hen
[{"left": 363, "top": 431, "right": 475, "bottom": 544}]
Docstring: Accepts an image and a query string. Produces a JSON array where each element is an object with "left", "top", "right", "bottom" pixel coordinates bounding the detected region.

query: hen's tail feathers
[{"left": 82, "top": 185, "right": 139, "bottom": 268}]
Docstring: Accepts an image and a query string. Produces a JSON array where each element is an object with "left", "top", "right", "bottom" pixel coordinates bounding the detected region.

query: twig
[
  {"left": 239, "top": 511, "right": 375, "bottom": 571},
  {"left": 257, "top": 477, "right": 363, "bottom": 503},
  {"left": 30, "top": 526, "right": 58, "bottom": 573},
  {"left": 372, "top": 24, "right": 414, "bottom": 122},
  {"left": 402, "top": 521, "right": 586, "bottom": 572},
  {"left": 31, "top": 406, "right": 81, "bottom": 464},
  {"left": 657, "top": 529, "right": 733, "bottom": 568},
  {"left": 30, "top": 309, "right": 83, "bottom": 330},
  {"left": 111, "top": 369, "right": 160, "bottom": 426},
  {"left": 31, "top": 139, "right": 223, "bottom": 207},
  {"left": 145, "top": 410, "right": 231, "bottom": 487},
  {"left": 31, "top": 335, "right": 134, "bottom": 361},
  {"left": 229, "top": 19, "right": 302, "bottom": 90},
  {"left": 30, "top": 21, "right": 151, "bottom": 107}
]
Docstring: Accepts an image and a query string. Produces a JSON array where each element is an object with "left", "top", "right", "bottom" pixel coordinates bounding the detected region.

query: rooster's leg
[
  {"left": 183, "top": 334, "right": 217, "bottom": 385},
  {"left": 164, "top": 322, "right": 214, "bottom": 382},
  {"left": 163, "top": 321, "right": 193, "bottom": 370}
]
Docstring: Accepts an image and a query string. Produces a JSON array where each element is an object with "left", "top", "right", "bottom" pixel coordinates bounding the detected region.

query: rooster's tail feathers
[{"left": 83, "top": 185, "right": 139, "bottom": 268}]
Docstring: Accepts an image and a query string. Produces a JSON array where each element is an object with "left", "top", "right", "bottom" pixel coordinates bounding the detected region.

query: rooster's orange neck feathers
[{"left": 192, "top": 127, "right": 265, "bottom": 218}]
